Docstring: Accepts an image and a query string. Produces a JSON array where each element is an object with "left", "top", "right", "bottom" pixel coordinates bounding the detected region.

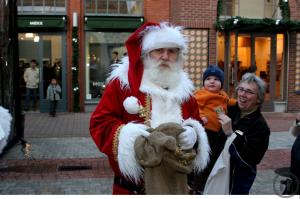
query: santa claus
[{"left": 90, "top": 22, "right": 210, "bottom": 194}]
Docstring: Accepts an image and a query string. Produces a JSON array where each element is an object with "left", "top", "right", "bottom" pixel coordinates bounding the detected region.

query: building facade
[
  {"left": 0, "top": 0, "right": 23, "bottom": 151},
  {"left": 17, "top": 0, "right": 300, "bottom": 112}
]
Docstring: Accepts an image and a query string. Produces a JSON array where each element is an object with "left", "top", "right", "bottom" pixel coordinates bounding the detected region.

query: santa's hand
[
  {"left": 178, "top": 126, "right": 197, "bottom": 150},
  {"left": 118, "top": 122, "right": 150, "bottom": 182},
  {"left": 218, "top": 113, "right": 233, "bottom": 136},
  {"left": 120, "top": 123, "right": 150, "bottom": 138}
]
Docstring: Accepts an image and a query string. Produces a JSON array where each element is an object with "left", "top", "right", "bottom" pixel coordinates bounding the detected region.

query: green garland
[
  {"left": 216, "top": 0, "right": 222, "bottom": 20},
  {"left": 279, "top": 0, "right": 290, "bottom": 20},
  {"left": 72, "top": 27, "right": 80, "bottom": 112},
  {"left": 215, "top": 16, "right": 300, "bottom": 31},
  {"left": 215, "top": 0, "right": 297, "bottom": 31}
]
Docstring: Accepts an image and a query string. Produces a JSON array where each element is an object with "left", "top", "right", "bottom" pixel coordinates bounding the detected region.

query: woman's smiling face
[{"left": 237, "top": 82, "right": 260, "bottom": 111}]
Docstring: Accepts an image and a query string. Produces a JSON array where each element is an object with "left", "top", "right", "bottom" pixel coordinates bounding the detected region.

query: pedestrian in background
[
  {"left": 192, "top": 64, "right": 236, "bottom": 194},
  {"left": 216, "top": 72, "right": 270, "bottom": 194},
  {"left": 107, "top": 51, "right": 121, "bottom": 75},
  {"left": 24, "top": 59, "right": 39, "bottom": 111},
  {"left": 46, "top": 78, "right": 61, "bottom": 117},
  {"left": 110, "top": 51, "right": 120, "bottom": 65},
  {"left": 288, "top": 112, "right": 300, "bottom": 194}
]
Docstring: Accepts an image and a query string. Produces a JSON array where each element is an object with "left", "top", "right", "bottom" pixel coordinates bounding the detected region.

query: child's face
[{"left": 204, "top": 75, "right": 222, "bottom": 93}]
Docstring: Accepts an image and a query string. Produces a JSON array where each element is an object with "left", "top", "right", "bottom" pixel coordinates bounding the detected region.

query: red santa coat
[{"left": 90, "top": 58, "right": 210, "bottom": 194}]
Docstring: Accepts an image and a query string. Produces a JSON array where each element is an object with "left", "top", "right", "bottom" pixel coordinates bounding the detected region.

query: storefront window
[
  {"left": 220, "top": 0, "right": 282, "bottom": 20},
  {"left": 85, "top": 0, "right": 143, "bottom": 16},
  {"left": 17, "top": 0, "right": 67, "bottom": 14},
  {"left": 85, "top": 32, "right": 130, "bottom": 100}
]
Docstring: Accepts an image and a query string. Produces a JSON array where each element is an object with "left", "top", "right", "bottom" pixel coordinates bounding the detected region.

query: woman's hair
[{"left": 237, "top": 72, "right": 266, "bottom": 105}]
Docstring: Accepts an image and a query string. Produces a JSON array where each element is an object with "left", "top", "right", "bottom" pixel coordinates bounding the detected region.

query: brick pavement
[
  {"left": 24, "top": 112, "right": 91, "bottom": 138},
  {"left": 0, "top": 158, "right": 113, "bottom": 180},
  {"left": 23, "top": 112, "right": 297, "bottom": 138},
  {"left": 0, "top": 111, "right": 297, "bottom": 195}
]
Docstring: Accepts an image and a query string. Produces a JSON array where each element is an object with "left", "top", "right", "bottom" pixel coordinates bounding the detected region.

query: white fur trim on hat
[
  {"left": 183, "top": 118, "right": 210, "bottom": 173},
  {"left": 141, "top": 22, "right": 188, "bottom": 55},
  {"left": 123, "top": 96, "right": 140, "bottom": 114}
]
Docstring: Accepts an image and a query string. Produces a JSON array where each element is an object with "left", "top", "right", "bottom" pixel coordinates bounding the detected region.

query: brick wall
[
  {"left": 289, "top": 0, "right": 300, "bottom": 20},
  {"left": 144, "top": 0, "right": 171, "bottom": 22},
  {"left": 170, "top": 0, "right": 218, "bottom": 65},
  {"left": 67, "top": 0, "right": 85, "bottom": 111},
  {"left": 287, "top": 32, "right": 300, "bottom": 112},
  {"left": 287, "top": 1, "right": 300, "bottom": 112},
  {"left": 143, "top": 0, "right": 219, "bottom": 66}
]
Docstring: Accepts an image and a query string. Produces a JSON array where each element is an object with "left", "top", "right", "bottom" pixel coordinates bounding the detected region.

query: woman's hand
[{"left": 218, "top": 113, "right": 233, "bottom": 136}]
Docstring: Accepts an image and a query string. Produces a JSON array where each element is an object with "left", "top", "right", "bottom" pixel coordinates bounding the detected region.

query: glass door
[
  {"left": 18, "top": 32, "right": 67, "bottom": 112},
  {"left": 39, "top": 34, "right": 67, "bottom": 113},
  {"left": 254, "top": 34, "right": 284, "bottom": 109},
  {"left": 220, "top": 32, "right": 285, "bottom": 111},
  {"left": 254, "top": 35, "right": 272, "bottom": 109}
]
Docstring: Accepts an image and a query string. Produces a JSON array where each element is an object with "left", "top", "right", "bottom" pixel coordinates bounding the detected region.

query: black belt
[{"left": 114, "top": 176, "right": 145, "bottom": 194}]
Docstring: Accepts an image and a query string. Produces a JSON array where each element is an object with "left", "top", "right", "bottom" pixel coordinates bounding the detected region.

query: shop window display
[{"left": 85, "top": 32, "right": 130, "bottom": 100}]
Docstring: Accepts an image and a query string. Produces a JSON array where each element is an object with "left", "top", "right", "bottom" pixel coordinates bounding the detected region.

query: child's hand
[{"left": 201, "top": 116, "right": 208, "bottom": 125}]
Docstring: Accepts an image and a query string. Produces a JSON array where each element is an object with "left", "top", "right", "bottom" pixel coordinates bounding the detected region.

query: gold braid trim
[
  {"left": 112, "top": 124, "right": 124, "bottom": 162},
  {"left": 138, "top": 94, "right": 151, "bottom": 126}
]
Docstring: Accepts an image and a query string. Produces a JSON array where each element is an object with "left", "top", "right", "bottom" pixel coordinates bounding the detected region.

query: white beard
[{"left": 143, "top": 56, "right": 183, "bottom": 89}]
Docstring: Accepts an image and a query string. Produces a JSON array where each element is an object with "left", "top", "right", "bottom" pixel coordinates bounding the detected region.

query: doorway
[
  {"left": 218, "top": 32, "right": 285, "bottom": 111},
  {"left": 18, "top": 33, "right": 67, "bottom": 112}
]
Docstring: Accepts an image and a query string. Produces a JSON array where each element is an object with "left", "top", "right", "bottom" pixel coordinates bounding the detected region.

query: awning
[
  {"left": 85, "top": 16, "right": 144, "bottom": 30},
  {"left": 18, "top": 15, "right": 67, "bottom": 29}
]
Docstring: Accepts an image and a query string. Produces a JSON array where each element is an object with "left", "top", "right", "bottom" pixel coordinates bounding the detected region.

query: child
[
  {"left": 46, "top": 79, "right": 61, "bottom": 117},
  {"left": 192, "top": 64, "right": 236, "bottom": 193}
]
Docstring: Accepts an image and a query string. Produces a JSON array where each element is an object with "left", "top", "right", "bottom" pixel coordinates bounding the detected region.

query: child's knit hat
[{"left": 203, "top": 65, "right": 224, "bottom": 86}]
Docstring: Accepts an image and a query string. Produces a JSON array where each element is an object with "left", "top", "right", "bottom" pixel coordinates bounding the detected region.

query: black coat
[
  {"left": 290, "top": 134, "right": 300, "bottom": 194},
  {"left": 227, "top": 104, "right": 270, "bottom": 194}
]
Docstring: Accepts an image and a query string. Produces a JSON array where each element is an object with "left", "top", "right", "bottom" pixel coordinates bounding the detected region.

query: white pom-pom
[{"left": 123, "top": 96, "right": 140, "bottom": 114}]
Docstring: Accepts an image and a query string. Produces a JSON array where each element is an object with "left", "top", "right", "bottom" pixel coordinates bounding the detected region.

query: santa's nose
[{"left": 161, "top": 50, "right": 170, "bottom": 60}]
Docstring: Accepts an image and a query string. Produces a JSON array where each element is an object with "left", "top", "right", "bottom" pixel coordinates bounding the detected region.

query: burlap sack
[{"left": 135, "top": 122, "right": 196, "bottom": 194}]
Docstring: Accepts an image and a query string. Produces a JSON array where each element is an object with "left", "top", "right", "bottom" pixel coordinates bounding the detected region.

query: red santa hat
[{"left": 125, "top": 22, "right": 188, "bottom": 97}]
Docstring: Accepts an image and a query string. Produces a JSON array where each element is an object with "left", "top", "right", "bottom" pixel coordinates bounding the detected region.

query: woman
[{"left": 217, "top": 73, "right": 270, "bottom": 194}]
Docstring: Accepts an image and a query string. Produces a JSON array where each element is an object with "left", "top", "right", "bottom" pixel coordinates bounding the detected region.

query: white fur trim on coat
[
  {"left": 183, "top": 118, "right": 210, "bottom": 172},
  {"left": 0, "top": 106, "right": 12, "bottom": 154},
  {"left": 117, "top": 122, "right": 150, "bottom": 183},
  {"left": 140, "top": 72, "right": 194, "bottom": 104},
  {"left": 106, "top": 56, "right": 129, "bottom": 89}
]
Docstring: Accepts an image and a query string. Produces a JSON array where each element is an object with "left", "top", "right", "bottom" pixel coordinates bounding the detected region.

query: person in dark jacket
[
  {"left": 288, "top": 112, "right": 300, "bottom": 194},
  {"left": 217, "top": 72, "right": 270, "bottom": 194}
]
